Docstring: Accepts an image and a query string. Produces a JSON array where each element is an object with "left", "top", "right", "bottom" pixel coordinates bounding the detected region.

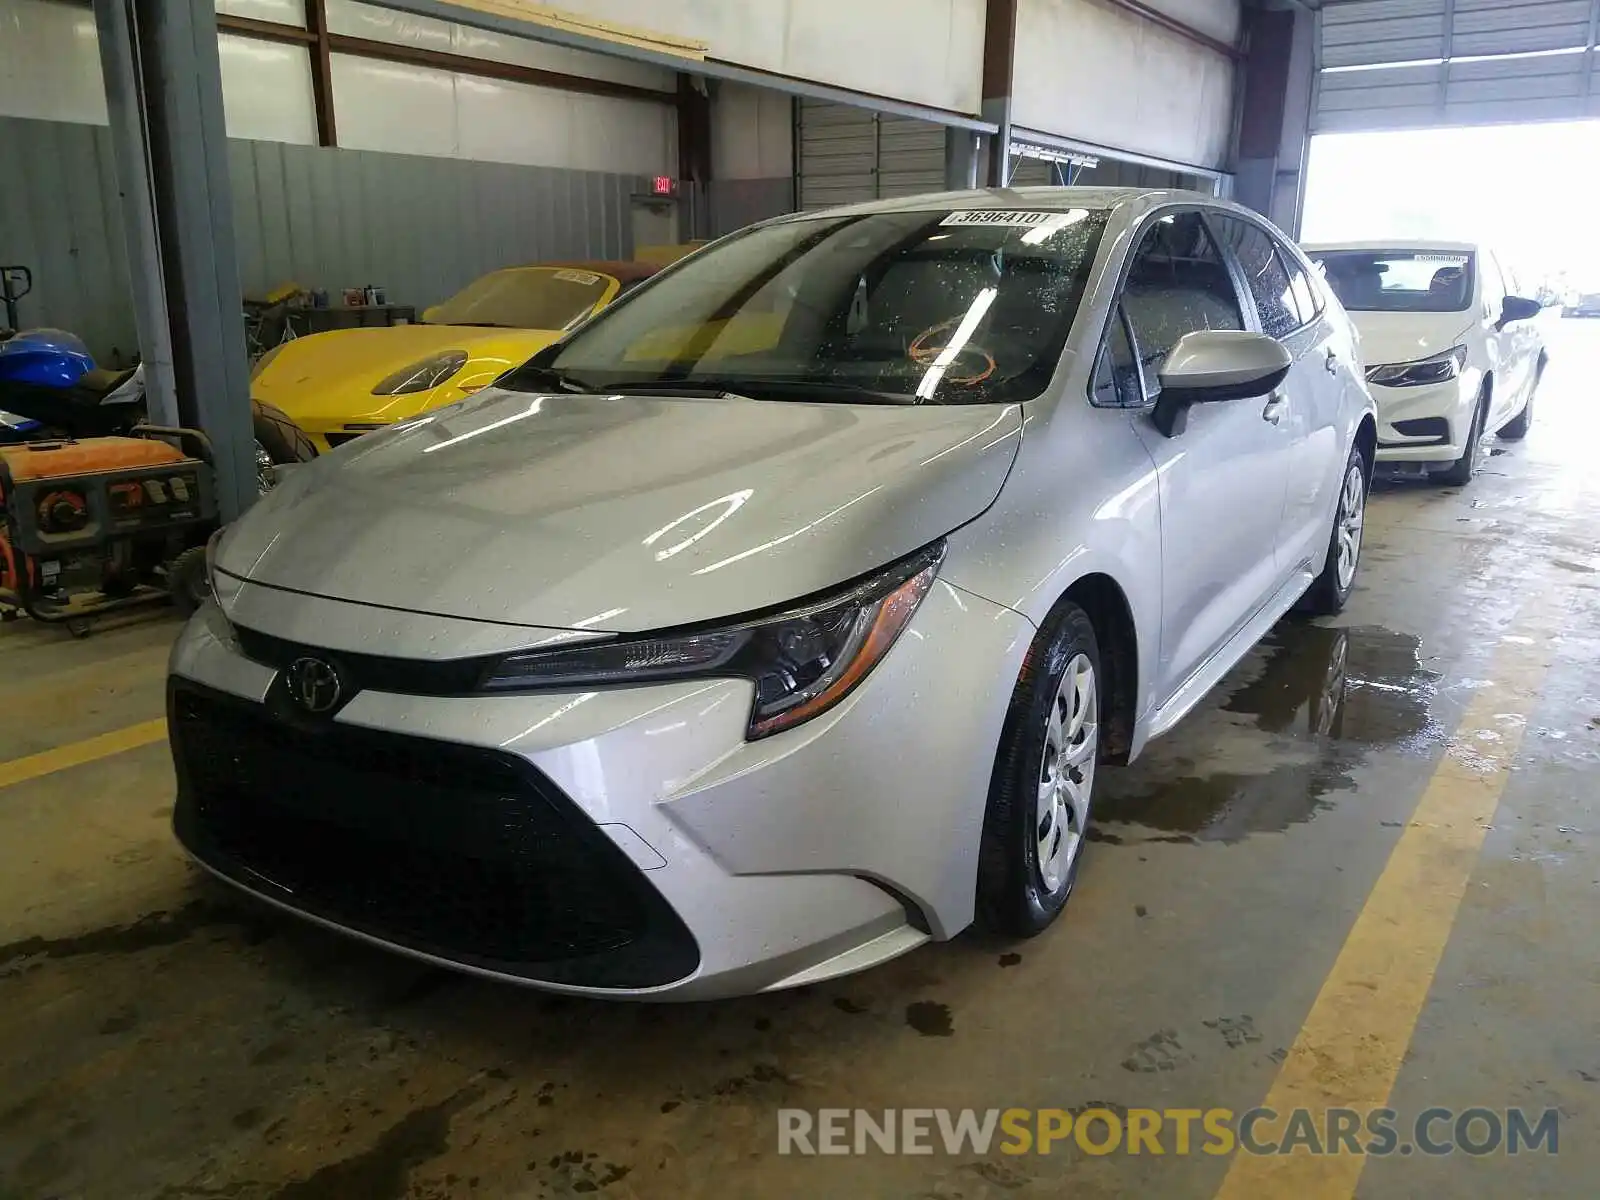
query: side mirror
[
  {"left": 420, "top": 305, "right": 441, "bottom": 324},
  {"left": 1151, "top": 330, "right": 1294, "bottom": 438},
  {"left": 1499, "top": 296, "right": 1541, "bottom": 327}
]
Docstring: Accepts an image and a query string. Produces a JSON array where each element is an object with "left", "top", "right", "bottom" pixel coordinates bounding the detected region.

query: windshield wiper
[
  {"left": 500, "top": 363, "right": 597, "bottom": 393},
  {"left": 607, "top": 378, "right": 915, "bottom": 405}
]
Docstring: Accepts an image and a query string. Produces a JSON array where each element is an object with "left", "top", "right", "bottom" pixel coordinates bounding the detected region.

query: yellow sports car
[{"left": 250, "top": 261, "right": 659, "bottom": 451}]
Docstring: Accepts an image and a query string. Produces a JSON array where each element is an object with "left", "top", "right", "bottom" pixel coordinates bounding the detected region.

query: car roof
[
  {"left": 510, "top": 260, "right": 661, "bottom": 283},
  {"left": 767, "top": 185, "right": 1227, "bottom": 222},
  {"left": 1302, "top": 238, "right": 1480, "bottom": 254}
]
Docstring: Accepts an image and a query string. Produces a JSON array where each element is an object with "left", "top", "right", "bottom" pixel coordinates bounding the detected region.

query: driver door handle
[{"left": 1262, "top": 393, "right": 1287, "bottom": 425}]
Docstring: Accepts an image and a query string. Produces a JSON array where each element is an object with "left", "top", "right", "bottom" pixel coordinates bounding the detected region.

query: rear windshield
[
  {"left": 510, "top": 207, "right": 1111, "bottom": 405},
  {"left": 1309, "top": 250, "right": 1475, "bottom": 313}
]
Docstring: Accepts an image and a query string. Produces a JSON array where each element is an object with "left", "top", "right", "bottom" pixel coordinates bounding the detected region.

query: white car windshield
[
  {"left": 507, "top": 208, "right": 1111, "bottom": 405},
  {"left": 1312, "top": 249, "right": 1475, "bottom": 314}
]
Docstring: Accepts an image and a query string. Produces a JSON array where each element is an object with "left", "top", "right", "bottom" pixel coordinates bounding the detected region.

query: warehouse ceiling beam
[
  {"left": 209, "top": 11, "right": 678, "bottom": 107},
  {"left": 363, "top": 0, "right": 997, "bottom": 132}
]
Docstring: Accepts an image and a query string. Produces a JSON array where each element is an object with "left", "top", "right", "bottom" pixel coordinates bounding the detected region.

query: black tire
[
  {"left": 1499, "top": 360, "right": 1542, "bottom": 440},
  {"left": 1300, "top": 441, "right": 1368, "bottom": 616},
  {"left": 977, "top": 602, "right": 1102, "bottom": 937},
  {"left": 1433, "top": 390, "right": 1485, "bottom": 486},
  {"left": 167, "top": 545, "right": 210, "bottom": 616},
  {"left": 251, "top": 399, "right": 317, "bottom": 464}
]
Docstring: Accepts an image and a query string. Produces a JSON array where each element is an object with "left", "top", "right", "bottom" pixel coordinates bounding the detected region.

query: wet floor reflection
[{"left": 1094, "top": 623, "right": 1441, "bottom": 843}]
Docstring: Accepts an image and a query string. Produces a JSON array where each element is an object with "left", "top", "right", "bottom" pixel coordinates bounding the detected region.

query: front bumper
[
  {"left": 1370, "top": 376, "right": 1475, "bottom": 463},
  {"left": 169, "top": 581, "right": 1031, "bottom": 999}
]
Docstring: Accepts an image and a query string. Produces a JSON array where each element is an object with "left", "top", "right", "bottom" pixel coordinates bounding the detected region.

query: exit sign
[{"left": 652, "top": 176, "right": 675, "bottom": 196}]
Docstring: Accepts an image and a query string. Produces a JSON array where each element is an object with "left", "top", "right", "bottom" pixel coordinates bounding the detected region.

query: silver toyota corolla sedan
[{"left": 172, "top": 187, "right": 1376, "bottom": 999}]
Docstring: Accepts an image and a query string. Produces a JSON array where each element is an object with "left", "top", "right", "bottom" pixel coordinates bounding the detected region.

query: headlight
[
  {"left": 483, "top": 542, "right": 945, "bottom": 739},
  {"left": 1365, "top": 345, "right": 1467, "bottom": 388},
  {"left": 371, "top": 351, "right": 470, "bottom": 396}
]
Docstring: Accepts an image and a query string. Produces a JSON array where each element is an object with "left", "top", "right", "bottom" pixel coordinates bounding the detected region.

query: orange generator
[{"left": 0, "top": 430, "right": 217, "bottom": 632}]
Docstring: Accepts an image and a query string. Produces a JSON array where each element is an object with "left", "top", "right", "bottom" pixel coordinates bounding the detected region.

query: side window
[
  {"left": 1119, "top": 212, "right": 1245, "bottom": 399},
  {"left": 1479, "top": 251, "right": 1505, "bottom": 319},
  {"left": 1092, "top": 304, "right": 1143, "bottom": 408},
  {"left": 1214, "top": 216, "right": 1300, "bottom": 338},
  {"left": 1281, "top": 245, "right": 1321, "bottom": 327}
]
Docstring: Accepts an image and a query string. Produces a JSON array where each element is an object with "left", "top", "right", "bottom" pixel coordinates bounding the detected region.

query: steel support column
[
  {"left": 92, "top": 0, "right": 179, "bottom": 429},
  {"left": 1230, "top": 4, "right": 1315, "bottom": 235},
  {"left": 982, "top": 0, "right": 1018, "bottom": 186},
  {"left": 92, "top": 0, "right": 257, "bottom": 519},
  {"left": 944, "top": 128, "right": 980, "bottom": 190}
]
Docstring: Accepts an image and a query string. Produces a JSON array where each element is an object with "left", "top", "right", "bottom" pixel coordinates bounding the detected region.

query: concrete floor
[{"left": 3, "top": 319, "right": 1597, "bottom": 1200}]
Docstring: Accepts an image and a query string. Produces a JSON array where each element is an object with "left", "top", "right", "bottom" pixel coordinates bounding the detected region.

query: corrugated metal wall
[
  {"left": 1314, "top": 0, "right": 1600, "bottom": 132},
  {"left": 796, "top": 99, "right": 947, "bottom": 211},
  {"left": 0, "top": 116, "right": 660, "bottom": 362}
]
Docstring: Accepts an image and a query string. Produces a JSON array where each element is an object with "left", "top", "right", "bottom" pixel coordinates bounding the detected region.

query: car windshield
[
  {"left": 507, "top": 207, "right": 1111, "bottom": 404},
  {"left": 426, "top": 268, "right": 613, "bottom": 330},
  {"left": 1311, "top": 249, "right": 1475, "bottom": 313}
]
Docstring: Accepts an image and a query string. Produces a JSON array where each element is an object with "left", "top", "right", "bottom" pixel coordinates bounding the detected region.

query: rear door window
[{"left": 1214, "top": 217, "right": 1301, "bottom": 339}]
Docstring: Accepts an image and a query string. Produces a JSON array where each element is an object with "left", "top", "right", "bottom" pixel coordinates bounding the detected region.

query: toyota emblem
[{"left": 285, "top": 656, "right": 344, "bottom": 715}]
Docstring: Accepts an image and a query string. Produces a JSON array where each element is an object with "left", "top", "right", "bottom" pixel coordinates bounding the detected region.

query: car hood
[
  {"left": 1346, "top": 310, "right": 1474, "bottom": 371},
  {"left": 250, "top": 324, "right": 560, "bottom": 427},
  {"left": 217, "top": 389, "right": 1024, "bottom": 633}
]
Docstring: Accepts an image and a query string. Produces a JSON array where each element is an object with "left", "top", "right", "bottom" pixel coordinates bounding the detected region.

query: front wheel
[
  {"left": 1299, "top": 444, "right": 1367, "bottom": 616},
  {"left": 1434, "top": 392, "right": 1485, "bottom": 486},
  {"left": 978, "top": 603, "right": 1101, "bottom": 936},
  {"left": 251, "top": 399, "right": 317, "bottom": 465}
]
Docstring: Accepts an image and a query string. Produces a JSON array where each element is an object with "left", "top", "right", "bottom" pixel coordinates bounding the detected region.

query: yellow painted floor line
[
  {"left": 0, "top": 719, "right": 168, "bottom": 791},
  {"left": 1213, "top": 610, "right": 1560, "bottom": 1200}
]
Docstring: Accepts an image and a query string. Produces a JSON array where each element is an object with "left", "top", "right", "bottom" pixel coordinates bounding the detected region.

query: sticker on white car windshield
[
  {"left": 553, "top": 269, "right": 602, "bottom": 284},
  {"left": 1411, "top": 254, "right": 1469, "bottom": 263},
  {"left": 940, "top": 210, "right": 1065, "bottom": 227}
]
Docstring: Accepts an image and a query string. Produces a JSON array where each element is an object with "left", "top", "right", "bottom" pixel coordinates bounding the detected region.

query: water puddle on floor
[{"left": 1093, "top": 625, "right": 1442, "bottom": 844}]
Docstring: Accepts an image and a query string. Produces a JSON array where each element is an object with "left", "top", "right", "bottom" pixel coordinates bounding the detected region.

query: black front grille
[
  {"left": 169, "top": 681, "right": 699, "bottom": 988},
  {"left": 233, "top": 624, "right": 493, "bottom": 697}
]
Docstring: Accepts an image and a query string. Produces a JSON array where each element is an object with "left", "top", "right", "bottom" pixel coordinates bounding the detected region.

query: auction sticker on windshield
[
  {"left": 554, "top": 269, "right": 602, "bottom": 284},
  {"left": 940, "top": 210, "right": 1069, "bottom": 227}
]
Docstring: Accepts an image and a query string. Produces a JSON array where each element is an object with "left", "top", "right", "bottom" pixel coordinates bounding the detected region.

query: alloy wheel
[
  {"left": 1335, "top": 462, "right": 1365, "bottom": 592},
  {"left": 1037, "top": 652, "right": 1098, "bottom": 892}
]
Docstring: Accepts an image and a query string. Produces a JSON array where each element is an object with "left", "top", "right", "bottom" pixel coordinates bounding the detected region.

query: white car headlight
[
  {"left": 1365, "top": 345, "right": 1467, "bottom": 388},
  {"left": 371, "top": 351, "right": 470, "bottom": 396},
  {"left": 483, "top": 543, "right": 944, "bottom": 739}
]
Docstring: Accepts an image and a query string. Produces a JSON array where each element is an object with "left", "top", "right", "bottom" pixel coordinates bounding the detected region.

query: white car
[{"left": 1303, "top": 240, "right": 1546, "bottom": 484}]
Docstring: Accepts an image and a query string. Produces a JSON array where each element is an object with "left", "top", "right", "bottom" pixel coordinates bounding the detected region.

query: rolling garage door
[
  {"left": 1315, "top": 0, "right": 1600, "bottom": 132},
  {"left": 796, "top": 99, "right": 948, "bottom": 209}
]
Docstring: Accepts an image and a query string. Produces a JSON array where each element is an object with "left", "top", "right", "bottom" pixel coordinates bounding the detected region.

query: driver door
[{"left": 1112, "top": 211, "right": 1294, "bottom": 704}]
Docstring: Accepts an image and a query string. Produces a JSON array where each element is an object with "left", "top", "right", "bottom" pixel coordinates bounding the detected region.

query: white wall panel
[
  {"left": 326, "top": 0, "right": 674, "bottom": 91},
  {"left": 217, "top": 34, "right": 318, "bottom": 145},
  {"left": 712, "top": 82, "right": 793, "bottom": 180},
  {"left": 330, "top": 55, "right": 459, "bottom": 156},
  {"left": 216, "top": 0, "right": 306, "bottom": 26},
  {"left": 458, "top": 0, "right": 986, "bottom": 114},
  {"left": 1145, "top": 0, "right": 1242, "bottom": 44},
  {"left": 0, "top": 0, "right": 316, "bottom": 143},
  {"left": 1012, "top": 0, "right": 1235, "bottom": 169},
  {"left": 0, "top": 0, "right": 107, "bottom": 125},
  {"left": 332, "top": 52, "right": 674, "bottom": 174}
]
